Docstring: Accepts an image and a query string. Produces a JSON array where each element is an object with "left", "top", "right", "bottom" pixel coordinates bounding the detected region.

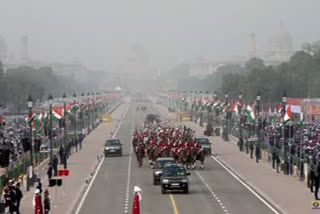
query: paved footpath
[
  {"left": 21, "top": 101, "right": 129, "bottom": 214},
  {"left": 155, "top": 104, "right": 315, "bottom": 214}
]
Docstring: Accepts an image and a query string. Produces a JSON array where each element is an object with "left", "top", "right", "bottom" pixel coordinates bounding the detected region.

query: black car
[
  {"left": 104, "top": 139, "right": 122, "bottom": 157},
  {"left": 145, "top": 114, "right": 160, "bottom": 124},
  {"left": 152, "top": 157, "right": 176, "bottom": 185},
  {"left": 196, "top": 137, "right": 212, "bottom": 156},
  {"left": 160, "top": 164, "right": 190, "bottom": 194}
]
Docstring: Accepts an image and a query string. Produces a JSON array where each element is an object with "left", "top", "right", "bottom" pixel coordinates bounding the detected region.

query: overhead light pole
[
  {"left": 224, "top": 92, "right": 229, "bottom": 141},
  {"left": 73, "top": 92, "right": 78, "bottom": 152},
  {"left": 86, "top": 92, "right": 91, "bottom": 133},
  {"left": 27, "top": 94, "right": 34, "bottom": 191},
  {"left": 92, "top": 92, "right": 95, "bottom": 128},
  {"left": 282, "top": 90, "right": 288, "bottom": 174},
  {"left": 48, "top": 93, "right": 53, "bottom": 166},
  {"left": 239, "top": 92, "right": 243, "bottom": 142},
  {"left": 62, "top": 92, "right": 67, "bottom": 169},
  {"left": 213, "top": 91, "right": 217, "bottom": 126},
  {"left": 256, "top": 90, "right": 261, "bottom": 162}
]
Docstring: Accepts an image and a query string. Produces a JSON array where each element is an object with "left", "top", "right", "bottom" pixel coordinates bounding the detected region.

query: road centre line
[
  {"left": 124, "top": 125, "right": 134, "bottom": 214},
  {"left": 74, "top": 105, "right": 128, "bottom": 214},
  {"left": 153, "top": 103, "right": 281, "bottom": 214},
  {"left": 169, "top": 194, "right": 180, "bottom": 214},
  {"left": 211, "top": 155, "right": 281, "bottom": 214}
]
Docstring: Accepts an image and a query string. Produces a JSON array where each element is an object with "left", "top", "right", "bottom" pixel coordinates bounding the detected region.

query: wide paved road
[{"left": 75, "top": 101, "right": 281, "bottom": 214}]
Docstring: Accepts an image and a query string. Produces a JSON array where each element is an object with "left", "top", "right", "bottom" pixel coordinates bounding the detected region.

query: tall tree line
[
  {"left": 176, "top": 41, "right": 320, "bottom": 104},
  {"left": 0, "top": 63, "right": 97, "bottom": 113}
]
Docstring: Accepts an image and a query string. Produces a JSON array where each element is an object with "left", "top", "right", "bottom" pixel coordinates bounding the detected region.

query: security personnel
[
  {"left": 238, "top": 137, "right": 244, "bottom": 152},
  {"left": 314, "top": 164, "right": 320, "bottom": 200},
  {"left": 249, "top": 141, "right": 254, "bottom": 159},
  {"left": 245, "top": 137, "right": 249, "bottom": 154},
  {"left": 255, "top": 143, "right": 261, "bottom": 163}
]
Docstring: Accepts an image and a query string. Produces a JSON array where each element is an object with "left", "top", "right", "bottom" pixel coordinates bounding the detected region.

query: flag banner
[
  {"left": 25, "top": 112, "right": 36, "bottom": 123},
  {"left": 284, "top": 105, "right": 293, "bottom": 121},
  {"left": 245, "top": 104, "right": 255, "bottom": 122}
]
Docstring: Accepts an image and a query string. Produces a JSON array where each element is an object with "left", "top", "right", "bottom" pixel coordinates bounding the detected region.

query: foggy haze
[{"left": 1, "top": 0, "right": 320, "bottom": 70}]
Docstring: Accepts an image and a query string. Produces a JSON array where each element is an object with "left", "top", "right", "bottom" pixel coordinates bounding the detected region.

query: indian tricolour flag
[
  {"left": 25, "top": 112, "right": 36, "bottom": 123},
  {"left": 212, "top": 100, "right": 220, "bottom": 110},
  {"left": 222, "top": 102, "right": 231, "bottom": 113},
  {"left": 202, "top": 97, "right": 209, "bottom": 107},
  {"left": 245, "top": 104, "right": 255, "bottom": 122},
  {"left": 284, "top": 105, "right": 293, "bottom": 122},
  {"left": 231, "top": 101, "right": 242, "bottom": 115},
  {"left": 32, "top": 115, "right": 42, "bottom": 133},
  {"left": 71, "top": 103, "right": 79, "bottom": 112},
  {"left": 52, "top": 109, "right": 62, "bottom": 121}
]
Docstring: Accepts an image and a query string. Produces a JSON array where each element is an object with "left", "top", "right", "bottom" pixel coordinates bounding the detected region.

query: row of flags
[
  {"left": 161, "top": 93, "right": 296, "bottom": 123},
  {"left": 24, "top": 92, "right": 123, "bottom": 134}
]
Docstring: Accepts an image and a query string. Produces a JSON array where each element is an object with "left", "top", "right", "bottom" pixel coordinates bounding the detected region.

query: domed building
[
  {"left": 268, "top": 31, "right": 293, "bottom": 54},
  {"left": 0, "top": 36, "right": 8, "bottom": 63},
  {"left": 265, "top": 23, "right": 293, "bottom": 60}
]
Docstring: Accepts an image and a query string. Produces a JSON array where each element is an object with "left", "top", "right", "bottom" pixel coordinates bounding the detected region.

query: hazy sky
[{"left": 1, "top": 0, "right": 320, "bottom": 70}]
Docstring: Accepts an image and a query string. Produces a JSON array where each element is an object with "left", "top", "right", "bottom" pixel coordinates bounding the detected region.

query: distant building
[
  {"left": 21, "top": 35, "right": 30, "bottom": 63},
  {"left": 249, "top": 33, "right": 257, "bottom": 58},
  {"left": 0, "top": 35, "right": 8, "bottom": 63},
  {"left": 263, "top": 22, "right": 294, "bottom": 62}
]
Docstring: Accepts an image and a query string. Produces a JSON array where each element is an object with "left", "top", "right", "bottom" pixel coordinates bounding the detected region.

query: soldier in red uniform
[
  {"left": 132, "top": 186, "right": 142, "bottom": 214},
  {"left": 33, "top": 189, "right": 43, "bottom": 214}
]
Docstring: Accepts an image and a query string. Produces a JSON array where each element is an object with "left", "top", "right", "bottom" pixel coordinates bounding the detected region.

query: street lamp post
[
  {"left": 48, "top": 93, "right": 53, "bottom": 166},
  {"left": 238, "top": 92, "right": 243, "bottom": 151},
  {"left": 256, "top": 90, "right": 261, "bottom": 162},
  {"left": 0, "top": 102, "right": 3, "bottom": 131},
  {"left": 282, "top": 90, "right": 288, "bottom": 174},
  {"left": 213, "top": 91, "right": 218, "bottom": 126},
  {"left": 92, "top": 93, "right": 95, "bottom": 128},
  {"left": 199, "top": 91, "right": 204, "bottom": 127},
  {"left": 27, "top": 94, "right": 34, "bottom": 191},
  {"left": 81, "top": 92, "right": 85, "bottom": 143},
  {"left": 73, "top": 92, "right": 78, "bottom": 152},
  {"left": 224, "top": 92, "right": 229, "bottom": 141},
  {"left": 63, "top": 93, "right": 67, "bottom": 169},
  {"left": 87, "top": 92, "right": 91, "bottom": 133}
]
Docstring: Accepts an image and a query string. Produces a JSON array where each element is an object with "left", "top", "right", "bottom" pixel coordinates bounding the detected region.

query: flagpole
[
  {"left": 282, "top": 90, "right": 287, "bottom": 175},
  {"left": 63, "top": 93, "right": 67, "bottom": 169},
  {"left": 73, "top": 92, "right": 78, "bottom": 152},
  {"left": 27, "top": 94, "right": 34, "bottom": 191},
  {"left": 48, "top": 94, "right": 54, "bottom": 166},
  {"left": 300, "top": 113, "right": 304, "bottom": 180}
]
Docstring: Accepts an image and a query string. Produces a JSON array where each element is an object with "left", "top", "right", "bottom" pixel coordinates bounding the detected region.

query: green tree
[
  {"left": 245, "top": 57, "right": 265, "bottom": 72},
  {"left": 302, "top": 41, "right": 320, "bottom": 55}
]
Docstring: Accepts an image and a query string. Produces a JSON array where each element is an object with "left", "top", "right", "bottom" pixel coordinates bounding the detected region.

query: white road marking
[
  {"left": 153, "top": 104, "right": 280, "bottom": 214},
  {"left": 123, "top": 109, "right": 135, "bottom": 214},
  {"left": 211, "top": 155, "right": 281, "bottom": 214},
  {"left": 74, "top": 106, "right": 128, "bottom": 214},
  {"left": 195, "top": 170, "right": 230, "bottom": 214}
]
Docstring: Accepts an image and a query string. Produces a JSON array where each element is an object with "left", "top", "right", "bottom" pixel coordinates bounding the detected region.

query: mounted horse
[
  {"left": 151, "top": 146, "right": 160, "bottom": 163},
  {"left": 191, "top": 147, "right": 206, "bottom": 169},
  {"left": 135, "top": 144, "right": 145, "bottom": 167},
  {"left": 177, "top": 147, "right": 188, "bottom": 166},
  {"left": 147, "top": 146, "right": 154, "bottom": 166}
]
